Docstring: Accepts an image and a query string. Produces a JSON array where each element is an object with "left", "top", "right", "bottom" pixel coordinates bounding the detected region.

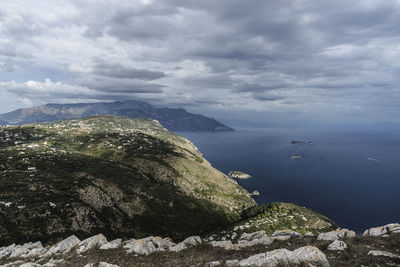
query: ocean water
[{"left": 179, "top": 127, "right": 400, "bottom": 233}]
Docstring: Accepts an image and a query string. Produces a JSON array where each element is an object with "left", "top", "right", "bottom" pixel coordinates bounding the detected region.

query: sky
[{"left": 1, "top": 0, "right": 400, "bottom": 127}]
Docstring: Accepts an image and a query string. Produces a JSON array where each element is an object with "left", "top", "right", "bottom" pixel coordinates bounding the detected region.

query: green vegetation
[
  {"left": 211, "top": 202, "right": 337, "bottom": 240},
  {"left": 0, "top": 116, "right": 254, "bottom": 245}
]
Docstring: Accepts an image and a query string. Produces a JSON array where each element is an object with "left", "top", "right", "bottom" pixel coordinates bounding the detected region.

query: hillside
[
  {"left": 0, "top": 100, "right": 233, "bottom": 132},
  {"left": 0, "top": 116, "right": 249, "bottom": 245}
]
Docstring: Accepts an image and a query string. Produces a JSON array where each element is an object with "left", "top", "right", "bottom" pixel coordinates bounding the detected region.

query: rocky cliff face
[
  {"left": 0, "top": 100, "right": 233, "bottom": 132},
  {"left": 0, "top": 116, "right": 251, "bottom": 245}
]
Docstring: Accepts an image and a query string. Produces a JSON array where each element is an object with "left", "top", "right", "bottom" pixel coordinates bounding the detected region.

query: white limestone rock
[
  {"left": 151, "top": 237, "right": 175, "bottom": 250},
  {"left": 239, "top": 248, "right": 292, "bottom": 266},
  {"left": 290, "top": 246, "right": 330, "bottom": 266},
  {"left": 304, "top": 232, "right": 314, "bottom": 237},
  {"left": 239, "top": 246, "right": 329, "bottom": 267},
  {"left": 239, "top": 231, "right": 266, "bottom": 241},
  {"left": 169, "top": 236, "right": 201, "bottom": 252},
  {"left": 41, "top": 235, "right": 80, "bottom": 258},
  {"left": 327, "top": 240, "right": 348, "bottom": 251},
  {"left": 43, "top": 259, "right": 65, "bottom": 267},
  {"left": 272, "top": 230, "right": 301, "bottom": 239},
  {"left": 77, "top": 234, "right": 108, "bottom": 254},
  {"left": 238, "top": 236, "right": 274, "bottom": 246},
  {"left": 182, "top": 236, "right": 202, "bottom": 246},
  {"left": 0, "top": 244, "right": 16, "bottom": 259},
  {"left": 363, "top": 223, "right": 400, "bottom": 237},
  {"left": 19, "top": 263, "right": 41, "bottom": 267},
  {"left": 317, "top": 229, "right": 355, "bottom": 241},
  {"left": 9, "top": 246, "right": 30, "bottom": 258},
  {"left": 1, "top": 260, "right": 25, "bottom": 267},
  {"left": 21, "top": 247, "right": 47, "bottom": 258},
  {"left": 211, "top": 240, "right": 235, "bottom": 250},
  {"left": 100, "top": 239, "right": 122, "bottom": 250},
  {"left": 368, "top": 250, "right": 400, "bottom": 259},
  {"left": 169, "top": 242, "right": 187, "bottom": 252},
  {"left": 225, "top": 259, "right": 239, "bottom": 266},
  {"left": 99, "top": 262, "right": 120, "bottom": 267},
  {"left": 205, "top": 261, "right": 221, "bottom": 266},
  {"left": 124, "top": 239, "right": 157, "bottom": 255}
]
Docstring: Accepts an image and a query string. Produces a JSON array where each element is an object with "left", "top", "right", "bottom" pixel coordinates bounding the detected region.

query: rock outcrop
[
  {"left": 238, "top": 246, "right": 329, "bottom": 267},
  {"left": 363, "top": 223, "right": 400, "bottom": 237},
  {"left": 367, "top": 250, "right": 400, "bottom": 259},
  {"left": 317, "top": 228, "right": 355, "bottom": 241},
  {"left": 0, "top": 223, "right": 399, "bottom": 266},
  {"left": 327, "top": 240, "right": 347, "bottom": 251}
]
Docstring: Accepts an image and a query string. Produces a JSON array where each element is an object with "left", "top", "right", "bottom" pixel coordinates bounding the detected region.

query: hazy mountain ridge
[
  {"left": 0, "top": 116, "right": 247, "bottom": 245},
  {"left": 0, "top": 100, "right": 234, "bottom": 132}
]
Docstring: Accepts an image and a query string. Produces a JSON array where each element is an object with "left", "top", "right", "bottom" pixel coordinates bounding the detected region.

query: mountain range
[{"left": 0, "top": 100, "right": 233, "bottom": 132}]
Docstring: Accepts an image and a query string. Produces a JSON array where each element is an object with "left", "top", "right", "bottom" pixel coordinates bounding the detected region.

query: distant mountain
[{"left": 0, "top": 100, "right": 233, "bottom": 132}]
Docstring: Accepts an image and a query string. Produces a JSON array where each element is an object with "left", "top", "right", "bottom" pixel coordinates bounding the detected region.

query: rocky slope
[
  {"left": 0, "top": 116, "right": 250, "bottom": 245},
  {"left": 0, "top": 100, "right": 233, "bottom": 132},
  {"left": 0, "top": 223, "right": 399, "bottom": 266}
]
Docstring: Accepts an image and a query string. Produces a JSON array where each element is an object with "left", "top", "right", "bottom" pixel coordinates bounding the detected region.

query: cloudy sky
[{"left": 1, "top": 0, "right": 400, "bottom": 126}]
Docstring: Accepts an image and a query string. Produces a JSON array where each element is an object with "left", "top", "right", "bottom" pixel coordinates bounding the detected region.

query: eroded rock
[
  {"left": 169, "top": 236, "right": 201, "bottom": 252},
  {"left": 77, "top": 234, "right": 108, "bottom": 254},
  {"left": 41, "top": 235, "right": 80, "bottom": 258},
  {"left": 367, "top": 250, "right": 400, "bottom": 259},
  {"left": 317, "top": 229, "right": 355, "bottom": 241},
  {"left": 100, "top": 239, "right": 122, "bottom": 250},
  {"left": 363, "top": 223, "right": 400, "bottom": 237},
  {"left": 239, "top": 246, "right": 329, "bottom": 267},
  {"left": 327, "top": 240, "right": 347, "bottom": 251},
  {"left": 123, "top": 239, "right": 157, "bottom": 255}
]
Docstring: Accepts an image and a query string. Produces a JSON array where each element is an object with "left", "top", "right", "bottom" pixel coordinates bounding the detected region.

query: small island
[
  {"left": 291, "top": 154, "right": 301, "bottom": 159},
  {"left": 291, "top": 140, "right": 305, "bottom": 144},
  {"left": 228, "top": 171, "right": 252, "bottom": 179},
  {"left": 291, "top": 140, "right": 313, "bottom": 146},
  {"left": 250, "top": 190, "right": 260, "bottom": 196}
]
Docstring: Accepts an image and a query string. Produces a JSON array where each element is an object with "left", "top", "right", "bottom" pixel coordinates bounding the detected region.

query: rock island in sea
[{"left": 228, "top": 171, "right": 252, "bottom": 179}]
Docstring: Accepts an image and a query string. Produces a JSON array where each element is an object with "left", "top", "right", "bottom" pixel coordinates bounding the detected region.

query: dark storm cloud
[
  {"left": 2, "top": 0, "right": 400, "bottom": 123},
  {"left": 252, "top": 94, "right": 285, "bottom": 102},
  {"left": 77, "top": 76, "right": 165, "bottom": 94},
  {"left": 237, "top": 83, "right": 291, "bottom": 93},
  {"left": 90, "top": 59, "right": 166, "bottom": 80}
]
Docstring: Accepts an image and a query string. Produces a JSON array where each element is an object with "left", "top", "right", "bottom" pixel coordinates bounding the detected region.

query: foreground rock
[
  {"left": 0, "top": 223, "right": 399, "bottom": 266},
  {"left": 317, "top": 229, "right": 355, "bottom": 241},
  {"left": 327, "top": 240, "right": 347, "bottom": 251},
  {"left": 169, "top": 236, "right": 202, "bottom": 252},
  {"left": 363, "top": 223, "right": 400, "bottom": 237},
  {"left": 367, "top": 250, "right": 400, "bottom": 259},
  {"left": 76, "top": 234, "right": 108, "bottom": 254},
  {"left": 41, "top": 235, "right": 80, "bottom": 258},
  {"left": 238, "top": 246, "right": 329, "bottom": 267}
]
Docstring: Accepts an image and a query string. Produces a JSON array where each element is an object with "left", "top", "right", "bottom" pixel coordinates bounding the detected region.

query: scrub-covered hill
[{"left": 0, "top": 116, "right": 251, "bottom": 245}]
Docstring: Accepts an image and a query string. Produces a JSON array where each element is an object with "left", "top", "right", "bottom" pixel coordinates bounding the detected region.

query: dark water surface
[{"left": 179, "top": 128, "right": 400, "bottom": 233}]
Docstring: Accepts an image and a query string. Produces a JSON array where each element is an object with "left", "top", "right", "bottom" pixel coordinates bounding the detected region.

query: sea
[{"left": 179, "top": 127, "right": 400, "bottom": 233}]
